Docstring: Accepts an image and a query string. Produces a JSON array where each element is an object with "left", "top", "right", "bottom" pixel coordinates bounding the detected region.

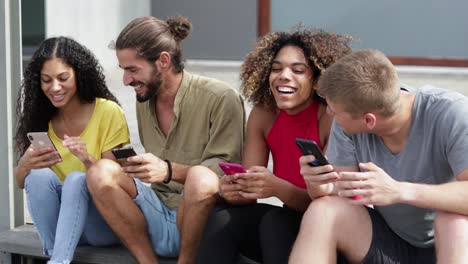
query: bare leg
[
  {"left": 289, "top": 196, "right": 372, "bottom": 264},
  {"left": 434, "top": 211, "right": 468, "bottom": 264},
  {"left": 86, "top": 159, "right": 158, "bottom": 264},
  {"left": 177, "top": 166, "right": 219, "bottom": 264}
]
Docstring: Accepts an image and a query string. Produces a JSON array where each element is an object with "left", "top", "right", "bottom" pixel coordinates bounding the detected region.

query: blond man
[{"left": 290, "top": 50, "right": 468, "bottom": 264}]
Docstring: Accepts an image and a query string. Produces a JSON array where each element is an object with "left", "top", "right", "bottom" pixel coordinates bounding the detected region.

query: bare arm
[
  {"left": 221, "top": 106, "right": 271, "bottom": 205},
  {"left": 225, "top": 106, "right": 316, "bottom": 211},
  {"left": 398, "top": 169, "right": 468, "bottom": 215},
  {"left": 337, "top": 163, "right": 468, "bottom": 215},
  {"left": 15, "top": 146, "right": 61, "bottom": 189}
]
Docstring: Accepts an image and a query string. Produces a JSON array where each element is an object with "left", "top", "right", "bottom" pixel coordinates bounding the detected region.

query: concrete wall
[
  {"left": 45, "top": 0, "right": 151, "bottom": 72},
  {"left": 1, "top": 0, "right": 23, "bottom": 231},
  {"left": 271, "top": 0, "right": 468, "bottom": 59},
  {"left": 152, "top": 0, "right": 257, "bottom": 60}
]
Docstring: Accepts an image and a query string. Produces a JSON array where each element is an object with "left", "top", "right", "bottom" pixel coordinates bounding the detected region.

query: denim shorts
[{"left": 133, "top": 178, "right": 180, "bottom": 257}]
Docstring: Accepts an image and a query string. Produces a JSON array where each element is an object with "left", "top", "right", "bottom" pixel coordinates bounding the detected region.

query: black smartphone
[
  {"left": 111, "top": 145, "right": 137, "bottom": 166},
  {"left": 295, "top": 138, "right": 329, "bottom": 167}
]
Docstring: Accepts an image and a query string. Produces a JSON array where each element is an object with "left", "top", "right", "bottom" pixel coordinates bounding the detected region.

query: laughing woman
[
  {"left": 197, "top": 28, "right": 352, "bottom": 263},
  {"left": 14, "top": 37, "right": 129, "bottom": 264}
]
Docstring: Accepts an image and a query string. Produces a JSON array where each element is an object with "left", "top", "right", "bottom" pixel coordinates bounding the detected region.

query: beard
[{"left": 133, "top": 69, "right": 163, "bottom": 102}]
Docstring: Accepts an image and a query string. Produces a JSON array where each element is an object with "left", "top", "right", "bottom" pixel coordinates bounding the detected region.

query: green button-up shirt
[{"left": 136, "top": 71, "right": 245, "bottom": 209}]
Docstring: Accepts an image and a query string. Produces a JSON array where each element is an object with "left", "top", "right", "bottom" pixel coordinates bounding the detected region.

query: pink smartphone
[{"left": 218, "top": 162, "right": 246, "bottom": 175}]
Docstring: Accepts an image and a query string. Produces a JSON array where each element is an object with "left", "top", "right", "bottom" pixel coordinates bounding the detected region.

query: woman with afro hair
[
  {"left": 14, "top": 37, "right": 129, "bottom": 263},
  {"left": 197, "top": 28, "right": 352, "bottom": 263}
]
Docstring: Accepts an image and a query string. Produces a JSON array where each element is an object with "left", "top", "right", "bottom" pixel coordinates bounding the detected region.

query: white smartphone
[{"left": 27, "top": 132, "right": 61, "bottom": 158}]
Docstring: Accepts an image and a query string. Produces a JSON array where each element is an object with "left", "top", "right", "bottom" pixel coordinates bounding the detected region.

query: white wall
[
  {"left": 45, "top": 0, "right": 151, "bottom": 72},
  {"left": 1, "top": 0, "right": 23, "bottom": 231}
]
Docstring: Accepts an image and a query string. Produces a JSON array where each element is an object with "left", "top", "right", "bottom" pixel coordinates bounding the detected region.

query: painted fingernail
[{"left": 352, "top": 195, "right": 364, "bottom": 200}]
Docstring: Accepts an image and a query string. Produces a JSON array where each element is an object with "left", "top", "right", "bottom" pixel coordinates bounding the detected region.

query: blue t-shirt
[{"left": 326, "top": 85, "right": 468, "bottom": 247}]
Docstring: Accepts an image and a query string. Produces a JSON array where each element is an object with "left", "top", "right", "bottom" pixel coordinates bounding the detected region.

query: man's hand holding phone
[
  {"left": 121, "top": 152, "right": 169, "bottom": 184},
  {"left": 299, "top": 155, "right": 338, "bottom": 188},
  {"left": 296, "top": 138, "right": 364, "bottom": 200},
  {"left": 295, "top": 138, "right": 338, "bottom": 197}
]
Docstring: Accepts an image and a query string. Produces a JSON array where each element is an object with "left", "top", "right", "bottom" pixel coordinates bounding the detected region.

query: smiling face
[
  {"left": 117, "top": 48, "right": 162, "bottom": 102},
  {"left": 268, "top": 45, "right": 314, "bottom": 114},
  {"left": 40, "top": 58, "right": 79, "bottom": 108}
]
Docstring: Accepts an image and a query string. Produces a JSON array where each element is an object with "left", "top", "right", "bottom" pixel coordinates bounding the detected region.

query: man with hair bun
[{"left": 86, "top": 16, "right": 245, "bottom": 264}]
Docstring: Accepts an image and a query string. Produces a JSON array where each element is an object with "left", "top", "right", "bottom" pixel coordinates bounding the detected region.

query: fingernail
[{"left": 352, "top": 195, "right": 364, "bottom": 200}]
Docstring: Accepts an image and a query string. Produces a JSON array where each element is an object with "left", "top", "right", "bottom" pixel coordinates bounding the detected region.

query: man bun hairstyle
[
  {"left": 166, "top": 16, "right": 192, "bottom": 42},
  {"left": 116, "top": 16, "right": 192, "bottom": 73}
]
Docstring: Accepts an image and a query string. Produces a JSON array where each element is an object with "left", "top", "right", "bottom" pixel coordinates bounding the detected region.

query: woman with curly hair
[
  {"left": 14, "top": 37, "right": 129, "bottom": 263},
  {"left": 196, "top": 28, "right": 352, "bottom": 263}
]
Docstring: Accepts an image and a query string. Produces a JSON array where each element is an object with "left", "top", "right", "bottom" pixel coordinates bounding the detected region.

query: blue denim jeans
[{"left": 24, "top": 168, "right": 120, "bottom": 264}]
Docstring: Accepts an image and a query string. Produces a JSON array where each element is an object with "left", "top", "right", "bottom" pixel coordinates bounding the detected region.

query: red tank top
[{"left": 265, "top": 101, "right": 323, "bottom": 189}]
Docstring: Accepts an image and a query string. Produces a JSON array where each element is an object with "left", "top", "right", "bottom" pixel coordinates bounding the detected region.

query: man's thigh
[
  {"left": 133, "top": 179, "right": 180, "bottom": 257},
  {"left": 360, "top": 207, "right": 435, "bottom": 264}
]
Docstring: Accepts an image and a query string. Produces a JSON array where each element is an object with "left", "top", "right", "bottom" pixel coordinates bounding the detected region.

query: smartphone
[
  {"left": 295, "top": 138, "right": 329, "bottom": 167},
  {"left": 27, "top": 132, "right": 61, "bottom": 160},
  {"left": 218, "top": 162, "right": 246, "bottom": 175},
  {"left": 112, "top": 145, "right": 137, "bottom": 166}
]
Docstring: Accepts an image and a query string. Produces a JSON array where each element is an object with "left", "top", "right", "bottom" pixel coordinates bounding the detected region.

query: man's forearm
[
  {"left": 169, "top": 162, "right": 191, "bottom": 184},
  {"left": 399, "top": 181, "right": 468, "bottom": 215}
]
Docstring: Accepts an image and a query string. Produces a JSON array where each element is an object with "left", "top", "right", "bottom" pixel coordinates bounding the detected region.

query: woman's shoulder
[
  {"left": 247, "top": 105, "right": 277, "bottom": 133},
  {"left": 95, "top": 98, "right": 123, "bottom": 112},
  {"left": 250, "top": 105, "right": 276, "bottom": 121}
]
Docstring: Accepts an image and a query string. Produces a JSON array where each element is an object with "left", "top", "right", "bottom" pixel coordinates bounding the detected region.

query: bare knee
[
  {"left": 86, "top": 159, "right": 122, "bottom": 194},
  {"left": 184, "top": 165, "right": 219, "bottom": 199},
  {"left": 302, "top": 196, "right": 370, "bottom": 234},
  {"left": 434, "top": 211, "right": 468, "bottom": 240},
  {"left": 303, "top": 196, "right": 350, "bottom": 224}
]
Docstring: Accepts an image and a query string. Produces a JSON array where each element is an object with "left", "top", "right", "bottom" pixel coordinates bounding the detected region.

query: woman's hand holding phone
[
  {"left": 219, "top": 173, "right": 249, "bottom": 203},
  {"left": 234, "top": 166, "right": 282, "bottom": 200},
  {"left": 19, "top": 145, "right": 61, "bottom": 172},
  {"left": 22, "top": 132, "right": 62, "bottom": 171},
  {"left": 218, "top": 162, "right": 256, "bottom": 204}
]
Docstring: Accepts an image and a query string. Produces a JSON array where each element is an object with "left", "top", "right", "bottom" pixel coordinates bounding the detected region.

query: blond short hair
[{"left": 317, "top": 49, "right": 400, "bottom": 117}]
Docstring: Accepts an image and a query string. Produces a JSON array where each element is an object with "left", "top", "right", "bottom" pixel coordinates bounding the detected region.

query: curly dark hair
[
  {"left": 15, "top": 36, "right": 120, "bottom": 155},
  {"left": 240, "top": 28, "right": 353, "bottom": 111}
]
